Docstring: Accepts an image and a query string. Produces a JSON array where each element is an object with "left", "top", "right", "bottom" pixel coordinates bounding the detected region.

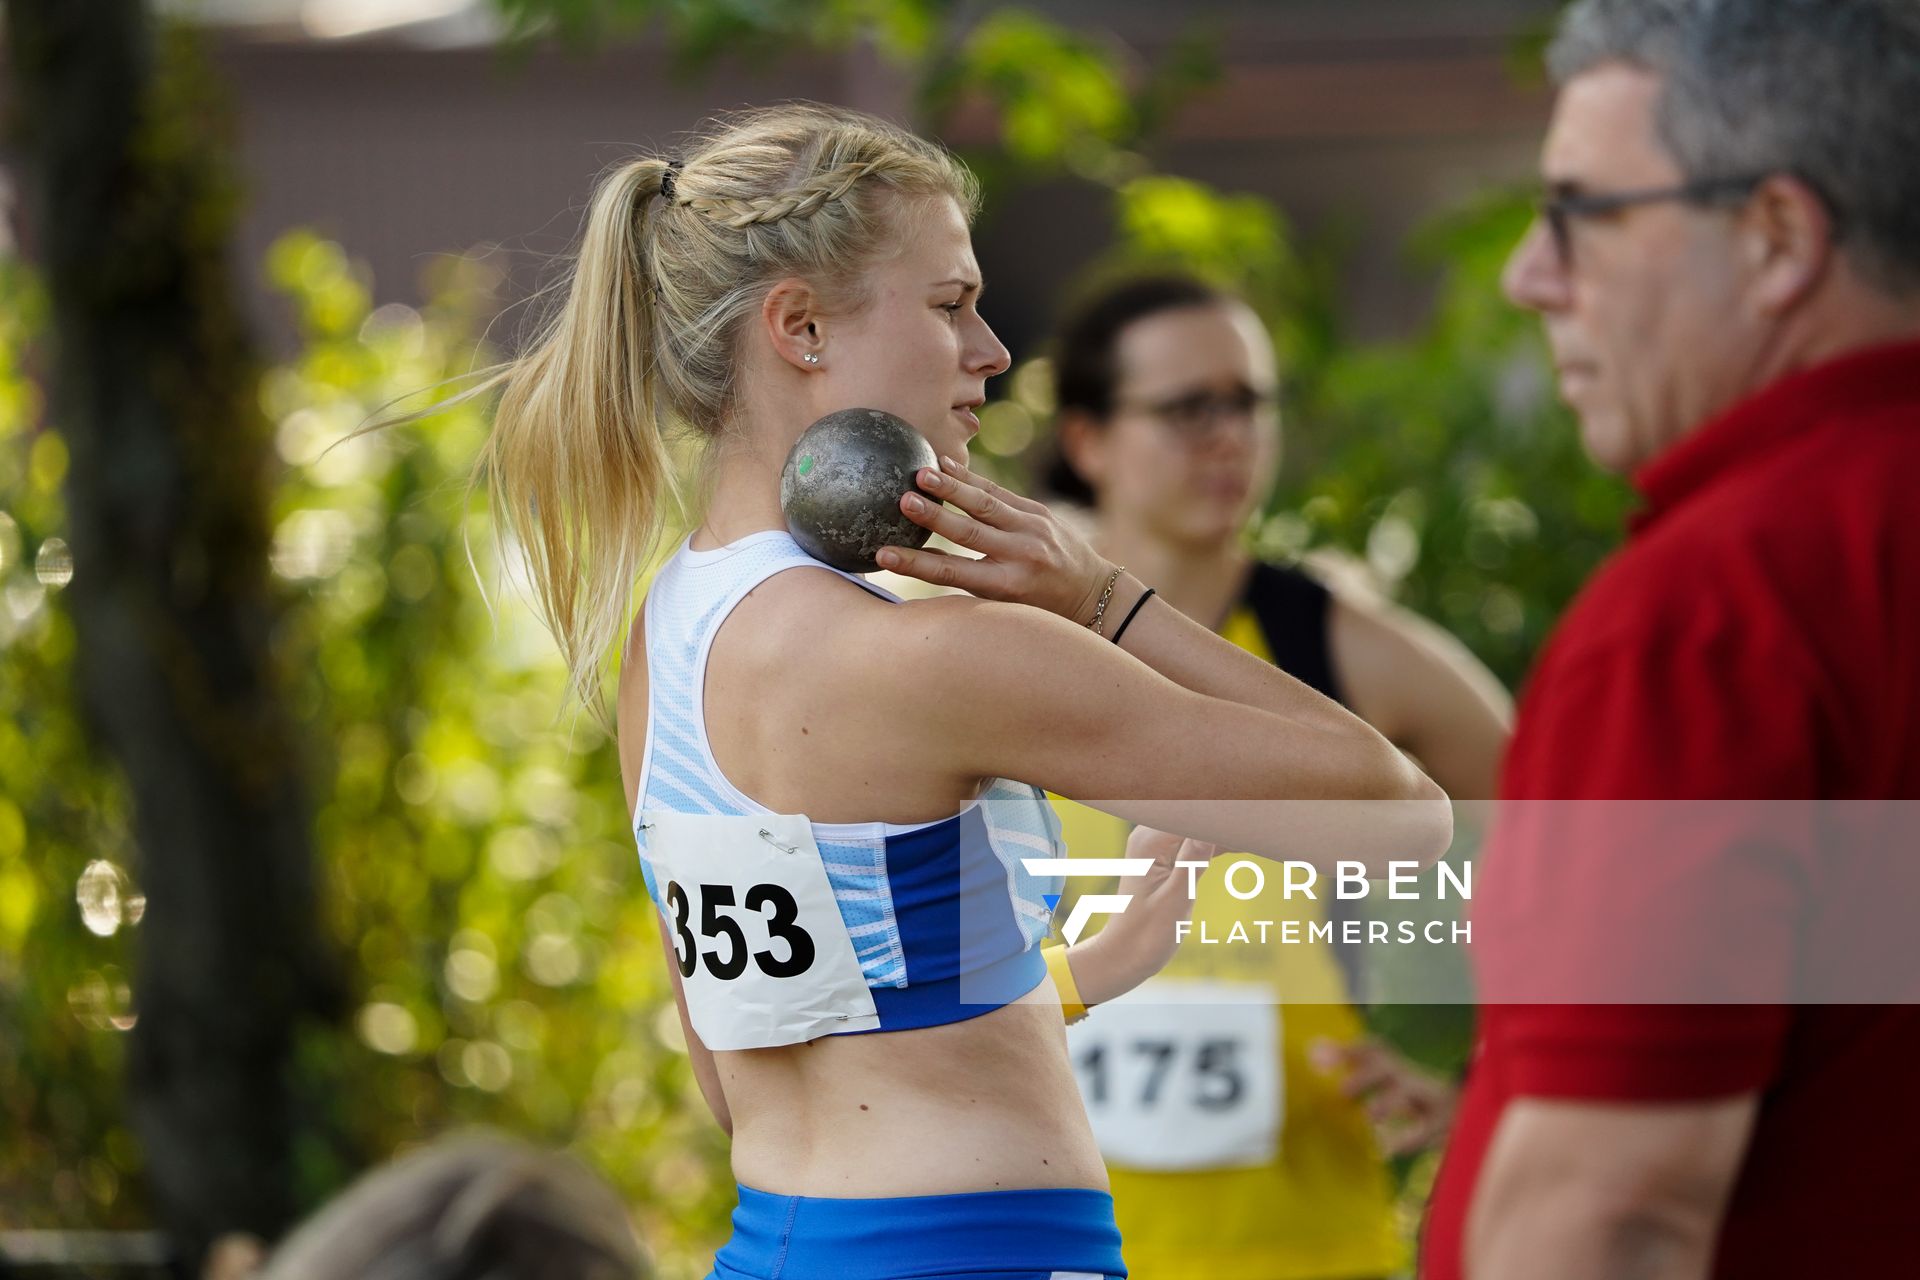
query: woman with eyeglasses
[{"left": 1037, "top": 274, "right": 1513, "bottom": 1280}]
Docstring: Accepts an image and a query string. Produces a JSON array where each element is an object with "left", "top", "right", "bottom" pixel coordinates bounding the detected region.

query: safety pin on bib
[{"left": 637, "top": 821, "right": 799, "bottom": 857}]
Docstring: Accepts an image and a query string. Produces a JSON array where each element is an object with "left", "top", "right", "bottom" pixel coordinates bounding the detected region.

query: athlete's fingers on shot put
[
  {"left": 937, "top": 455, "right": 1047, "bottom": 516},
  {"left": 876, "top": 543, "right": 991, "bottom": 593},
  {"left": 916, "top": 466, "right": 1028, "bottom": 534},
  {"left": 899, "top": 490, "right": 1008, "bottom": 555}
]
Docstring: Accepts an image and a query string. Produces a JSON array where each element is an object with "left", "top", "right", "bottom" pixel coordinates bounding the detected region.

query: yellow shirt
[{"left": 1050, "top": 605, "right": 1404, "bottom": 1280}]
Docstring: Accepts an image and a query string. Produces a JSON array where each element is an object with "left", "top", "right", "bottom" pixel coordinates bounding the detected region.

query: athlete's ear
[{"left": 763, "top": 276, "right": 827, "bottom": 371}]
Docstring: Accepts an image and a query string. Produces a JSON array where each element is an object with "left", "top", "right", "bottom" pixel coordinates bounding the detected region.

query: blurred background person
[
  {"left": 248, "top": 1132, "right": 646, "bottom": 1280},
  {"left": 1043, "top": 274, "right": 1512, "bottom": 1280},
  {"left": 1422, "top": 1, "right": 1920, "bottom": 1278}
]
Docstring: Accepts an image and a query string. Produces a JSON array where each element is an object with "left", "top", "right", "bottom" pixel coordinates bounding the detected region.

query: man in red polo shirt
[{"left": 1422, "top": 2, "right": 1920, "bottom": 1277}]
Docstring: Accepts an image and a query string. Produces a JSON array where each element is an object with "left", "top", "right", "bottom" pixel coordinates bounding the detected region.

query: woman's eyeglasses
[{"left": 1113, "top": 385, "right": 1277, "bottom": 443}]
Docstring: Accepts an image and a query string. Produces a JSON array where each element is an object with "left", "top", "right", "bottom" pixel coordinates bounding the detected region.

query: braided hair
[{"left": 670, "top": 156, "right": 888, "bottom": 228}]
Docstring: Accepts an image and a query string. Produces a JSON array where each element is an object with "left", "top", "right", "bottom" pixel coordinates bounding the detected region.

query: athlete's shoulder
[{"left": 713, "top": 558, "right": 903, "bottom": 664}]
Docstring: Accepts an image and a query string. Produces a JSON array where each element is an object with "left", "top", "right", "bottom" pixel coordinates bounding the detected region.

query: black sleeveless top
[
  {"left": 1237, "top": 561, "right": 1346, "bottom": 707},
  {"left": 1235, "top": 561, "right": 1368, "bottom": 995}
]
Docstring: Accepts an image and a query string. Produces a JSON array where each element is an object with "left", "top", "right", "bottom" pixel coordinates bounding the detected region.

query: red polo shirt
[{"left": 1422, "top": 340, "right": 1920, "bottom": 1279}]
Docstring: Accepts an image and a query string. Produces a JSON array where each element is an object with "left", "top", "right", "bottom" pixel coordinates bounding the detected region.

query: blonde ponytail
[{"left": 481, "top": 156, "right": 681, "bottom": 732}]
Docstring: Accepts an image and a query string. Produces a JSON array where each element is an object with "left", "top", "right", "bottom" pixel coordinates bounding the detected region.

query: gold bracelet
[{"left": 1088, "top": 566, "right": 1124, "bottom": 635}]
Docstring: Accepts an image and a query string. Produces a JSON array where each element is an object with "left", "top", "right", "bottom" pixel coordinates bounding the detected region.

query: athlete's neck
[
  {"left": 692, "top": 435, "right": 789, "bottom": 551},
  {"left": 1095, "top": 519, "right": 1251, "bottom": 632}
]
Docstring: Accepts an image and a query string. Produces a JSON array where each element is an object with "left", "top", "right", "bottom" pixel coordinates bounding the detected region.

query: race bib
[
  {"left": 640, "top": 809, "right": 879, "bottom": 1050},
  {"left": 1067, "top": 979, "right": 1281, "bottom": 1170}
]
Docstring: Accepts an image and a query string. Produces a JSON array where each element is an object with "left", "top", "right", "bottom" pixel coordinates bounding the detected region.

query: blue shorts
[{"left": 706, "top": 1182, "right": 1126, "bottom": 1280}]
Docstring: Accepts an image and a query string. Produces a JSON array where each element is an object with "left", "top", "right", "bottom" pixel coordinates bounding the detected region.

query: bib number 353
[
  {"left": 664, "top": 880, "right": 815, "bottom": 980},
  {"left": 640, "top": 809, "right": 878, "bottom": 1049}
]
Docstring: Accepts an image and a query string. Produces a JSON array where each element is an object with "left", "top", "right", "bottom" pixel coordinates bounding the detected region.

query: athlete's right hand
[
  {"left": 878, "top": 454, "right": 1123, "bottom": 626},
  {"left": 1065, "top": 825, "right": 1223, "bottom": 1007}
]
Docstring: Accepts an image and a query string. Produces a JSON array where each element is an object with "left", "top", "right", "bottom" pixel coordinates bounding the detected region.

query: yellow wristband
[{"left": 1043, "top": 944, "right": 1089, "bottom": 1024}]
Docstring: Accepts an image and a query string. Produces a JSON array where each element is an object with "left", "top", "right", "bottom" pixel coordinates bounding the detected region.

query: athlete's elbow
[
  {"left": 1411, "top": 789, "right": 1455, "bottom": 866},
  {"left": 1393, "top": 757, "right": 1454, "bottom": 866},
  {"left": 1390, "top": 745, "right": 1448, "bottom": 805},
  {"left": 1349, "top": 746, "right": 1453, "bottom": 868}
]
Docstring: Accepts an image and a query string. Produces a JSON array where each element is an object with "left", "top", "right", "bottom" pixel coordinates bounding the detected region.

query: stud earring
[{"left": 802, "top": 352, "right": 821, "bottom": 365}]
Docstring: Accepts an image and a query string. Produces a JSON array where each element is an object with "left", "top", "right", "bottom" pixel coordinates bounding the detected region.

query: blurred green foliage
[
  {"left": 0, "top": 2, "right": 1631, "bottom": 1274},
  {"left": 0, "top": 251, "right": 155, "bottom": 1233},
  {"left": 492, "top": 0, "right": 944, "bottom": 65},
  {"left": 1, "top": 238, "right": 730, "bottom": 1273},
  {"left": 260, "top": 234, "right": 732, "bottom": 1275}
]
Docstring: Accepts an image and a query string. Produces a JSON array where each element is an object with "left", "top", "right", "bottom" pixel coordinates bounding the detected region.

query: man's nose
[{"left": 1503, "top": 217, "right": 1572, "bottom": 313}]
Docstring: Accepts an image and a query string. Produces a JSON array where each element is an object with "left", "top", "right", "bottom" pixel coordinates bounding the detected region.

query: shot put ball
[{"left": 780, "top": 408, "right": 939, "bottom": 573}]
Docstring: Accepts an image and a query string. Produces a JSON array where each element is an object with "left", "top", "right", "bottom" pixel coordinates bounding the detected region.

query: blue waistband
[{"left": 710, "top": 1183, "right": 1126, "bottom": 1280}]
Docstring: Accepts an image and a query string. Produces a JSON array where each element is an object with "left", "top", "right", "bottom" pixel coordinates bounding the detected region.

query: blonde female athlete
[{"left": 476, "top": 104, "right": 1451, "bottom": 1280}]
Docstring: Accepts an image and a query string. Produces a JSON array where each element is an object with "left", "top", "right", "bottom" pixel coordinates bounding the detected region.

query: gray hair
[
  {"left": 259, "top": 1133, "right": 647, "bottom": 1280},
  {"left": 1548, "top": 0, "right": 1920, "bottom": 291}
]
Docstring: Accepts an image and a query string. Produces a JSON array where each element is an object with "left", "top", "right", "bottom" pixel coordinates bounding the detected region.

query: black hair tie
[
  {"left": 1109, "top": 586, "right": 1156, "bottom": 647},
  {"left": 660, "top": 158, "right": 684, "bottom": 203}
]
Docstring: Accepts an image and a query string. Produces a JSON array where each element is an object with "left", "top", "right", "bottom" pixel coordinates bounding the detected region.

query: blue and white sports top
[{"left": 633, "top": 529, "right": 1066, "bottom": 1048}]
